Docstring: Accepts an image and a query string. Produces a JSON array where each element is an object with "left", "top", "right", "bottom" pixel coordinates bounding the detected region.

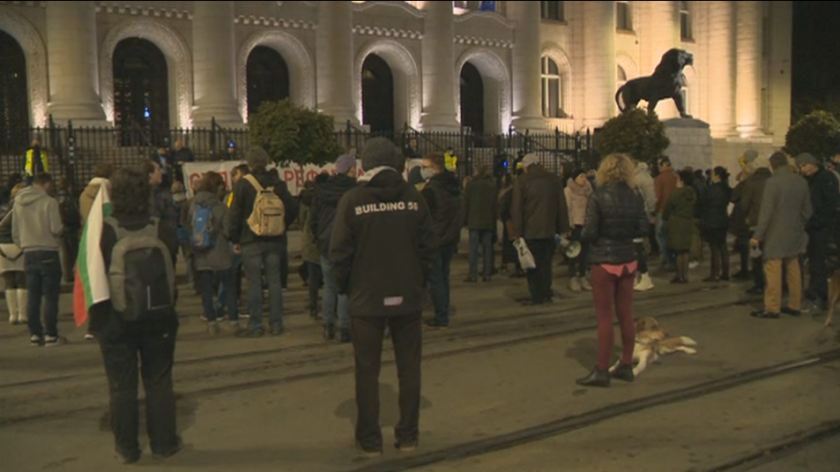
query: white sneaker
[
  {"left": 44, "top": 335, "right": 61, "bottom": 347},
  {"left": 84, "top": 333, "right": 95, "bottom": 341},
  {"left": 634, "top": 273, "right": 655, "bottom": 292},
  {"left": 580, "top": 277, "right": 592, "bottom": 291},
  {"left": 689, "top": 261, "right": 700, "bottom": 270}
]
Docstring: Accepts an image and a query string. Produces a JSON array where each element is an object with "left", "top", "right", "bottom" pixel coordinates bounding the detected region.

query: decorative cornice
[
  {"left": 454, "top": 10, "right": 515, "bottom": 29},
  {"left": 353, "top": 25, "right": 422, "bottom": 40},
  {"left": 353, "top": 1, "right": 425, "bottom": 19},
  {"left": 455, "top": 35, "right": 513, "bottom": 49},
  {"left": 0, "top": 1, "right": 46, "bottom": 7},
  {"left": 234, "top": 15, "right": 315, "bottom": 30},
  {"left": 96, "top": 3, "right": 191, "bottom": 20}
]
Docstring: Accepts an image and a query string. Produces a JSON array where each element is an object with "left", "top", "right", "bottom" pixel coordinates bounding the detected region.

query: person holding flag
[{"left": 75, "top": 167, "right": 182, "bottom": 464}]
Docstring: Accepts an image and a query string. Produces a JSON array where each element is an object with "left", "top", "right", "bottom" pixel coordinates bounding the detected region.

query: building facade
[{"left": 0, "top": 1, "right": 791, "bottom": 164}]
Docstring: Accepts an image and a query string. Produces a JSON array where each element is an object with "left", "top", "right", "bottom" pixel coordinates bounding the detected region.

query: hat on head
[
  {"left": 407, "top": 166, "right": 424, "bottom": 186},
  {"left": 521, "top": 153, "right": 539, "bottom": 169},
  {"left": 335, "top": 153, "right": 356, "bottom": 175},
  {"left": 361, "top": 138, "right": 398, "bottom": 171},
  {"left": 742, "top": 149, "right": 759, "bottom": 164},
  {"left": 794, "top": 152, "right": 820, "bottom": 168},
  {"left": 752, "top": 155, "right": 771, "bottom": 170}
]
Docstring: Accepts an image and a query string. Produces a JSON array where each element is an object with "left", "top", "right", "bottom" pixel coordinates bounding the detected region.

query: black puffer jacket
[
  {"left": 700, "top": 181, "right": 732, "bottom": 230},
  {"left": 581, "top": 181, "right": 649, "bottom": 265},
  {"left": 310, "top": 174, "right": 357, "bottom": 256},
  {"left": 805, "top": 168, "right": 840, "bottom": 233},
  {"left": 421, "top": 170, "right": 463, "bottom": 247}
]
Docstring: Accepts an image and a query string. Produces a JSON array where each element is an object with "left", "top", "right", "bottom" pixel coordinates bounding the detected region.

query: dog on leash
[
  {"left": 610, "top": 317, "right": 698, "bottom": 376},
  {"left": 825, "top": 269, "right": 840, "bottom": 327}
]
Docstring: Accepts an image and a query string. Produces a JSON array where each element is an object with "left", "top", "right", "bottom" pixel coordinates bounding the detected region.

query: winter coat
[
  {"left": 185, "top": 191, "right": 232, "bottom": 272},
  {"left": 699, "top": 181, "right": 732, "bottom": 230},
  {"left": 298, "top": 187, "right": 320, "bottom": 264},
  {"left": 581, "top": 181, "right": 648, "bottom": 265},
  {"left": 0, "top": 201, "right": 14, "bottom": 244},
  {"left": 654, "top": 168, "right": 678, "bottom": 213},
  {"left": 753, "top": 166, "right": 812, "bottom": 260},
  {"left": 463, "top": 173, "right": 498, "bottom": 231},
  {"left": 421, "top": 170, "right": 463, "bottom": 247},
  {"left": 804, "top": 168, "right": 840, "bottom": 233},
  {"left": 635, "top": 163, "right": 657, "bottom": 216},
  {"left": 740, "top": 168, "right": 772, "bottom": 228},
  {"left": 228, "top": 168, "right": 299, "bottom": 246},
  {"left": 564, "top": 177, "right": 593, "bottom": 227},
  {"left": 311, "top": 174, "right": 358, "bottom": 257},
  {"left": 80, "top": 178, "right": 109, "bottom": 225},
  {"left": 330, "top": 169, "right": 437, "bottom": 317},
  {"left": 511, "top": 164, "right": 570, "bottom": 240},
  {"left": 729, "top": 180, "right": 749, "bottom": 237},
  {"left": 663, "top": 186, "right": 697, "bottom": 252}
]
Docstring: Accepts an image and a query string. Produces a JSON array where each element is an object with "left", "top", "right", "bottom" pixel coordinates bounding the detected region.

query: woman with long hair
[
  {"left": 700, "top": 166, "right": 733, "bottom": 282},
  {"left": 564, "top": 168, "right": 593, "bottom": 292},
  {"left": 664, "top": 169, "right": 698, "bottom": 283},
  {"left": 577, "top": 154, "right": 649, "bottom": 387},
  {"left": 0, "top": 183, "right": 28, "bottom": 325}
]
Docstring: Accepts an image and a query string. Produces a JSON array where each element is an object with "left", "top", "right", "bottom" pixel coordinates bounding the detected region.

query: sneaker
[
  {"left": 116, "top": 450, "right": 141, "bottom": 464},
  {"left": 200, "top": 315, "right": 209, "bottom": 322},
  {"left": 425, "top": 320, "right": 449, "bottom": 329},
  {"left": 152, "top": 437, "right": 183, "bottom": 460},
  {"left": 229, "top": 321, "right": 241, "bottom": 330},
  {"left": 207, "top": 321, "right": 220, "bottom": 335},
  {"left": 235, "top": 328, "right": 264, "bottom": 338},
  {"left": 270, "top": 326, "right": 285, "bottom": 336},
  {"left": 568, "top": 277, "right": 582, "bottom": 293},
  {"left": 579, "top": 277, "right": 592, "bottom": 291},
  {"left": 355, "top": 441, "right": 382, "bottom": 458},
  {"left": 30, "top": 335, "right": 42, "bottom": 346},
  {"left": 339, "top": 329, "right": 352, "bottom": 344},
  {"left": 781, "top": 307, "right": 802, "bottom": 317},
  {"left": 395, "top": 440, "right": 418, "bottom": 452},
  {"left": 44, "top": 335, "right": 61, "bottom": 346},
  {"left": 634, "top": 274, "right": 655, "bottom": 292},
  {"left": 84, "top": 333, "right": 96, "bottom": 341},
  {"left": 689, "top": 261, "right": 700, "bottom": 269}
]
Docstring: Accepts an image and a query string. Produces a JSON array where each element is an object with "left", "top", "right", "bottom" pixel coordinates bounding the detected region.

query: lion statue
[{"left": 615, "top": 48, "right": 694, "bottom": 118}]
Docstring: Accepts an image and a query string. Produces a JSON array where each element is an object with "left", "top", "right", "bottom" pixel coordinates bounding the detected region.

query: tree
[
  {"left": 248, "top": 99, "right": 344, "bottom": 166},
  {"left": 784, "top": 110, "right": 840, "bottom": 161},
  {"left": 593, "top": 109, "right": 670, "bottom": 165}
]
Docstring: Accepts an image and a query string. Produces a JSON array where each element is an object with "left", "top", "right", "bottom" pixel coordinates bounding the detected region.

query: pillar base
[
  {"left": 735, "top": 125, "right": 766, "bottom": 139},
  {"left": 419, "top": 113, "right": 460, "bottom": 133},
  {"left": 46, "top": 102, "right": 106, "bottom": 124},
  {"left": 192, "top": 105, "right": 243, "bottom": 129},
  {"left": 510, "top": 116, "right": 549, "bottom": 133}
]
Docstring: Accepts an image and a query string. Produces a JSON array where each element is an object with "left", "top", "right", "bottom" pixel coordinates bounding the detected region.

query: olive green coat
[{"left": 664, "top": 186, "right": 698, "bottom": 252}]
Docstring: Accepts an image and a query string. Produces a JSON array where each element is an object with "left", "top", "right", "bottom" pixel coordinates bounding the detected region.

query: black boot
[
  {"left": 610, "top": 364, "right": 635, "bottom": 382},
  {"left": 576, "top": 368, "right": 610, "bottom": 388}
]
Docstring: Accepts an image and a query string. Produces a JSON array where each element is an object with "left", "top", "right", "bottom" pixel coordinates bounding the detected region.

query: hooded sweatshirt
[
  {"left": 330, "top": 169, "right": 437, "bottom": 317},
  {"left": 12, "top": 185, "right": 63, "bottom": 252}
]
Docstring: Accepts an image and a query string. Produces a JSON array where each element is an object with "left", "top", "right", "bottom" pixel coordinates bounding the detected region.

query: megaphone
[{"left": 555, "top": 234, "right": 582, "bottom": 259}]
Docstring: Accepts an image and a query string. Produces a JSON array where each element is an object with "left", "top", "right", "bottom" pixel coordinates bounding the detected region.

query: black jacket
[
  {"left": 228, "top": 168, "right": 299, "bottom": 246},
  {"left": 421, "top": 171, "right": 463, "bottom": 247},
  {"left": 805, "top": 168, "right": 840, "bottom": 233},
  {"left": 729, "top": 180, "right": 749, "bottom": 237},
  {"left": 311, "top": 174, "right": 357, "bottom": 256},
  {"left": 511, "top": 164, "right": 570, "bottom": 240},
  {"left": 581, "top": 181, "right": 649, "bottom": 265},
  {"left": 700, "top": 181, "right": 732, "bottom": 230},
  {"left": 330, "top": 169, "right": 437, "bottom": 317}
]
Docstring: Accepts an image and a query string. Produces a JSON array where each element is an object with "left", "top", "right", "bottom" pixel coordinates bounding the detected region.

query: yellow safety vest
[
  {"left": 445, "top": 152, "right": 458, "bottom": 172},
  {"left": 25, "top": 149, "right": 49, "bottom": 176}
]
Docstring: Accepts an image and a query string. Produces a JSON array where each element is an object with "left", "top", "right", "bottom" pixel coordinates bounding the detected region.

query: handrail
[{"left": 402, "top": 124, "right": 449, "bottom": 154}]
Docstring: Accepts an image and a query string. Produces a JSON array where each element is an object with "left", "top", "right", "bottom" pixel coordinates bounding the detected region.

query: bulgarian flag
[{"left": 73, "top": 185, "right": 112, "bottom": 327}]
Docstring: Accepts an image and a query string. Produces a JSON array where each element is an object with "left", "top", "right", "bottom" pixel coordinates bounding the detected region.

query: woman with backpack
[{"left": 186, "top": 171, "right": 238, "bottom": 334}]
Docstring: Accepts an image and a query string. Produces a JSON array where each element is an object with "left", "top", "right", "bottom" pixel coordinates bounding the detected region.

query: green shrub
[
  {"left": 594, "top": 109, "right": 670, "bottom": 164},
  {"left": 783, "top": 110, "right": 840, "bottom": 160},
  {"left": 249, "top": 99, "right": 344, "bottom": 166}
]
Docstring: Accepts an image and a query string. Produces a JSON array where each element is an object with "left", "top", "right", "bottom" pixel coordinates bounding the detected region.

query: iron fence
[{"left": 1, "top": 117, "right": 594, "bottom": 197}]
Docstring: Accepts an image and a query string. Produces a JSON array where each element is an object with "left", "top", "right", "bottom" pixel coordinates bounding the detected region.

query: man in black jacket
[
  {"left": 330, "top": 138, "right": 437, "bottom": 456},
  {"left": 796, "top": 153, "right": 840, "bottom": 311},
  {"left": 311, "top": 153, "right": 358, "bottom": 342},
  {"left": 228, "top": 147, "right": 298, "bottom": 337},
  {"left": 420, "top": 154, "right": 462, "bottom": 328}
]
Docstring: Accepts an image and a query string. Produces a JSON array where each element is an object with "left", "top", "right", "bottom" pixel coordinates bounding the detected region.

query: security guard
[
  {"left": 444, "top": 146, "right": 458, "bottom": 173},
  {"left": 330, "top": 137, "right": 437, "bottom": 456},
  {"left": 24, "top": 137, "right": 49, "bottom": 183}
]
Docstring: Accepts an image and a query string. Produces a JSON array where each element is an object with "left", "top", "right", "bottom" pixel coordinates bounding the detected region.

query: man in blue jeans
[
  {"left": 228, "top": 147, "right": 298, "bottom": 337},
  {"left": 13, "top": 173, "right": 64, "bottom": 346},
  {"left": 311, "top": 153, "right": 358, "bottom": 343},
  {"left": 421, "top": 154, "right": 463, "bottom": 328},
  {"left": 462, "top": 165, "right": 498, "bottom": 282}
]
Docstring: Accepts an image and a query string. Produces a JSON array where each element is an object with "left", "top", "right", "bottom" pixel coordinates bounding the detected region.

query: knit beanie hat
[{"left": 361, "top": 138, "right": 399, "bottom": 171}]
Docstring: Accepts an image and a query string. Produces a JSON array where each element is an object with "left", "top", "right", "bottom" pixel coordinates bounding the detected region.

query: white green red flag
[{"left": 73, "top": 185, "right": 112, "bottom": 327}]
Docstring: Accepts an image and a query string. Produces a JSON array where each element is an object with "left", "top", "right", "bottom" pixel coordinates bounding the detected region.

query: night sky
[{"left": 791, "top": 2, "right": 840, "bottom": 121}]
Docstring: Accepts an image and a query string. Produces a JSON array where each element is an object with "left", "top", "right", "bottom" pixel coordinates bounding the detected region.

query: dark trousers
[
  {"left": 430, "top": 243, "right": 457, "bottom": 325},
  {"left": 750, "top": 232, "right": 766, "bottom": 289},
  {"left": 307, "top": 261, "right": 322, "bottom": 311},
  {"left": 635, "top": 240, "right": 648, "bottom": 274},
  {"left": 568, "top": 226, "right": 588, "bottom": 278},
  {"left": 197, "top": 269, "right": 239, "bottom": 322},
  {"left": 806, "top": 229, "right": 830, "bottom": 303},
  {"left": 60, "top": 232, "right": 79, "bottom": 283},
  {"left": 24, "top": 251, "right": 62, "bottom": 338},
  {"left": 468, "top": 230, "right": 494, "bottom": 280},
  {"left": 352, "top": 313, "right": 422, "bottom": 450},
  {"left": 591, "top": 265, "right": 636, "bottom": 370},
  {"left": 526, "top": 239, "right": 556, "bottom": 303},
  {"left": 98, "top": 316, "right": 179, "bottom": 458},
  {"left": 735, "top": 235, "right": 751, "bottom": 273},
  {"left": 280, "top": 239, "right": 289, "bottom": 289}
]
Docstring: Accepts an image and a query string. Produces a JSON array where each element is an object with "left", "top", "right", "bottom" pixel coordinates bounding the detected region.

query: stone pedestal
[{"left": 663, "top": 118, "right": 713, "bottom": 171}]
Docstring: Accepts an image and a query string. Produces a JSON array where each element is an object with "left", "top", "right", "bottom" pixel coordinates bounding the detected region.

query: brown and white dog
[
  {"left": 825, "top": 269, "right": 840, "bottom": 328},
  {"left": 610, "top": 317, "right": 698, "bottom": 376}
]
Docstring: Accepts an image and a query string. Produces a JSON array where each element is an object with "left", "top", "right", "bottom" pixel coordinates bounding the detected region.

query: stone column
[
  {"left": 46, "top": 1, "right": 106, "bottom": 124},
  {"left": 508, "top": 1, "right": 546, "bottom": 131},
  {"left": 735, "top": 1, "right": 763, "bottom": 137},
  {"left": 192, "top": 1, "right": 242, "bottom": 127},
  {"left": 708, "top": 1, "right": 736, "bottom": 137},
  {"left": 317, "top": 1, "right": 358, "bottom": 127},
  {"left": 419, "top": 1, "right": 458, "bottom": 131},
  {"left": 644, "top": 1, "right": 682, "bottom": 119},
  {"left": 583, "top": 1, "right": 616, "bottom": 129}
]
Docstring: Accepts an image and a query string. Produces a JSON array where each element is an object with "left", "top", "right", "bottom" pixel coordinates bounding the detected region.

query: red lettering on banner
[{"left": 283, "top": 169, "right": 295, "bottom": 185}]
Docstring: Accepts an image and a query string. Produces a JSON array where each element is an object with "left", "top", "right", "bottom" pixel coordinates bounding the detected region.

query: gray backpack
[{"left": 106, "top": 217, "right": 176, "bottom": 321}]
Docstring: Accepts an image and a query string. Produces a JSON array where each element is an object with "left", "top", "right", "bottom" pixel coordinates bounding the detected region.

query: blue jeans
[
  {"left": 468, "top": 230, "right": 494, "bottom": 280},
  {"left": 24, "top": 251, "right": 62, "bottom": 338},
  {"left": 321, "top": 255, "right": 349, "bottom": 329},
  {"left": 430, "top": 244, "right": 457, "bottom": 325},
  {"left": 656, "top": 213, "right": 674, "bottom": 266},
  {"left": 216, "top": 252, "right": 241, "bottom": 316},
  {"left": 241, "top": 242, "right": 285, "bottom": 331},
  {"left": 197, "top": 269, "right": 238, "bottom": 323}
]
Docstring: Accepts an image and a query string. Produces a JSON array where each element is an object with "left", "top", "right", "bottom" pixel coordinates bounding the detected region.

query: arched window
[
  {"left": 680, "top": 1, "right": 692, "bottom": 40},
  {"left": 113, "top": 38, "right": 170, "bottom": 144},
  {"left": 541, "top": 57, "right": 563, "bottom": 118},
  {"left": 361, "top": 54, "right": 395, "bottom": 134},
  {"left": 0, "top": 31, "right": 29, "bottom": 149},
  {"left": 617, "top": 1, "right": 632, "bottom": 31},
  {"left": 246, "top": 46, "right": 290, "bottom": 118}
]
